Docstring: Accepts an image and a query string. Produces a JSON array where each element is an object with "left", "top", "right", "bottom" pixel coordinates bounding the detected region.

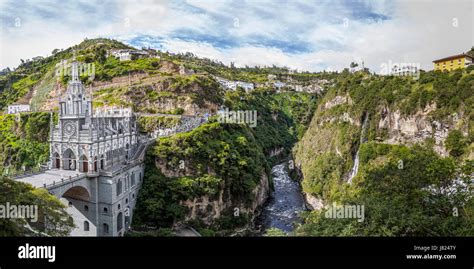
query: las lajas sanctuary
[{"left": 17, "top": 61, "right": 145, "bottom": 236}]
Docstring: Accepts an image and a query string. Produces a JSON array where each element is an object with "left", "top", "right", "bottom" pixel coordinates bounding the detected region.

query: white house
[
  {"left": 235, "top": 81, "right": 254, "bottom": 92},
  {"left": 215, "top": 77, "right": 254, "bottom": 92},
  {"left": 108, "top": 49, "right": 149, "bottom": 61},
  {"left": 391, "top": 64, "right": 419, "bottom": 77}
]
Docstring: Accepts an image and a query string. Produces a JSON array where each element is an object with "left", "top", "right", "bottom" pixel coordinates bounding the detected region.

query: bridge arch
[
  {"left": 62, "top": 185, "right": 91, "bottom": 201},
  {"left": 59, "top": 184, "right": 95, "bottom": 236}
]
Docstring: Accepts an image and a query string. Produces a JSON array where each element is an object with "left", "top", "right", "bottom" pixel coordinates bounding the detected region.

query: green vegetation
[
  {"left": 92, "top": 56, "right": 161, "bottom": 81},
  {"left": 0, "top": 112, "right": 52, "bottom": 174},
  {"left": 133, "top": 122, "right": 269, "bottom": 228},
  {"left": 295, "top": 67, "right": 474, "bottom": 236},
  {"left": 330, "top": 68, "right": 474, "bottom": 120},
  {"left": 296, "top": 144, "right": 473, "bottom": 236},
  {"left": 222, "top": 88, "right": 318, "bottom": 165},
  {"left": 0, "top": 38, "right": 132, "bottom": 111},
  {"left": 164, "top": 51, "right": 337, "bottom": 83},
  {"left": 126, "top": 228, "right": 176, "bottom": 237},
  {"left": 136, "top": 116, "right": 180, "bottom": 133},
  {"left": 264, "top": 227, "right": 287, "bottom": 236},
  {"left": 0, "top": 176, "right": 74, "bottom": 236},
  {"left": 445, "top": 129, "right": 468, "bottom": 158},
  {"left": 2, "top": 38, "right": 471, "bottom": 237},
  {"left": 92, "top": 74, "right": 224, "bottom": 114},
  {"left": 132, "top": 85, "right": 318, "bottom": 234},
  {"left": 273, "top": 92, "right": 318, "bottom": 139}
]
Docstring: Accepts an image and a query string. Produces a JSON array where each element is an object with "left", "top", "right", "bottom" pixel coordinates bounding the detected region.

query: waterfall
[
  {"left": 348, "top": 151, "right": 360, "bottom": 184},
  {"left": 348, "top": 113, "right": 369, "bottom": 184}
]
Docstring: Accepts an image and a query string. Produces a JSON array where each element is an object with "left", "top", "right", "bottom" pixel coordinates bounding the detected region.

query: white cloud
[{"left": 0, "top": 0, "right": 472, "bottom": 73}]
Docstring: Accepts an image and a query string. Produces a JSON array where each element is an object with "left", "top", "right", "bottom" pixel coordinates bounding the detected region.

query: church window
[
  {"left": 84, "top": 221, "right": 89, "bottom": 231},
  {"left": 103, "top": 223, "right": 109, "bottom": 234},
  {"left": 116, "top": 180, "right": 122, "bottom": 196},
  {"left": 117, "top": 213, "right": 123, "bottom": 232},
  {"left": 84, "top": 205, "right": 89, "bottom": 212}
]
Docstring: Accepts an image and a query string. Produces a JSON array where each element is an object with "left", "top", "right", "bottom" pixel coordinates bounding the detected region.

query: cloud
[{"left": 0, "top": 0, "right": 472, "bottom": 73}]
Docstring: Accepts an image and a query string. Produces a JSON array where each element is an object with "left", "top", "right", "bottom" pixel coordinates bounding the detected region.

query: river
[{"left": 256, "top": 163, "right": 307, "bottom": 234}]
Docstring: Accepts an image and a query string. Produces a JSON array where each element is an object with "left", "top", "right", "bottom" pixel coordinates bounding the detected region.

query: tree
[
  {"left": 0, "top": 177, "right": 74, "bottom": 236},
  {"left": 467, "top": 46, "right": 474, "bottom": 58},
  {"left": 445, "top": 130, "right": 467, "bottom": 158},
  {"left": 264, "top": 227, "right": 286, "bottom": 236},
  {"left": 95, "top": 47, "right": 107, "bottom": 64}
]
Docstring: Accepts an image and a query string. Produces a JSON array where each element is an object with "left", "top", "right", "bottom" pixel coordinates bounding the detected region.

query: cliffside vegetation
[
  {"left": 132, "top": 88, "right": 318, "bottom": 234},
  {"left": 0, "top": 112, "right": 54, "bottom": 174},
  {"left": 2, "top": 38, "right": 471, "bottom": 237},
  {"left": 136, "top": 116, "right": 181, "bottom": 133},
  {"left": 296, "top": 144, "right": 473, "bottom": 236},
  {"left": 132, "top": 122, "right": 269, "bottom": 234},
  {"left": 0, "top": 176, "right": 74, "bottom": 236},
  {"left": 294, "top": 67, "right": 474, "bottom": 236}
]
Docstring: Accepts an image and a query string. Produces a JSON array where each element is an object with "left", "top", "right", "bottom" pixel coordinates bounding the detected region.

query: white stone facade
[{"left": 46, "top": 61, "right": 145, "bottom": 236}]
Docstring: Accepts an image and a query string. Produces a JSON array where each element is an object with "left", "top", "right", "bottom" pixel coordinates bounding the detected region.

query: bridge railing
[
  {"left": 8, "top": 164, "right": 49, "bottom": 179},
  {"left": 43, "top": 173, "right": 86, "bottom": 189}
]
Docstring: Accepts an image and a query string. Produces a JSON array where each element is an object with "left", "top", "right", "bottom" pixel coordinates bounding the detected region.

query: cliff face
[
  {"left": 377, "top": 103, "right": 467, "bottom": 157},
  {"left": 132, "top": 121, "right": 273, "bottom": 231},
  {"left": 179, "top": 173, "right": 269, "bottom": 225},
  {"left": 153, "top": 145, "right": 270, "bottom": 225},
  {"left": 155, "top": 159, "right": 270, "bottom": 225},
  {"left": 37, "top": 61, "right": 223, "bottom": 115},
  {"left": 294, "top": 70, "right": 473, "bottom": 206}
]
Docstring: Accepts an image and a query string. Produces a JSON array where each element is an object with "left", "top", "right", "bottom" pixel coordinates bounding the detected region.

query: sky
[{"left": 0, "top": 0, "right": 472, "bottom": 72}]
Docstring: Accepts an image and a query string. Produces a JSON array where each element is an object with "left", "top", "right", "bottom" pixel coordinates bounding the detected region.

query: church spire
[
  {"left": 71, "top": 61, "right": 80, "bottom": 83},
  {"left": 71, "top": 51, "right": 80, "bottom": 84},
  {"left": 58, "top": 55, "right": 92, "bottom": 118}
]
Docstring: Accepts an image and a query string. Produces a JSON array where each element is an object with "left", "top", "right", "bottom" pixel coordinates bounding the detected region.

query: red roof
[{"left": 433, "top": 53, "right": 473, "bottom": 63}]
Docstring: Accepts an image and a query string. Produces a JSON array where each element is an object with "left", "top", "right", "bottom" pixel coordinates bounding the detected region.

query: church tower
[
  {"left": 47, "top": 58, "right": 143, "bottom": 236},
  {"left": 58, "top": 60, "right": 92, "bottom": 128}
]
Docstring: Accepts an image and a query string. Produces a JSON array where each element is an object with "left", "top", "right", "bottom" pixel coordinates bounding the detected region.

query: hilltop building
[
  {"left": 215, "top": 77, "right": 254, "bottom": 92},
  {"left": 433, "top": 53, "right": 473, "bottom": 71},
  {"left": 391, "top": 64, "right": 419, "bottom": 77},
  {"left": 108, "top": 49, "right": 149, "bottom": 61}
]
